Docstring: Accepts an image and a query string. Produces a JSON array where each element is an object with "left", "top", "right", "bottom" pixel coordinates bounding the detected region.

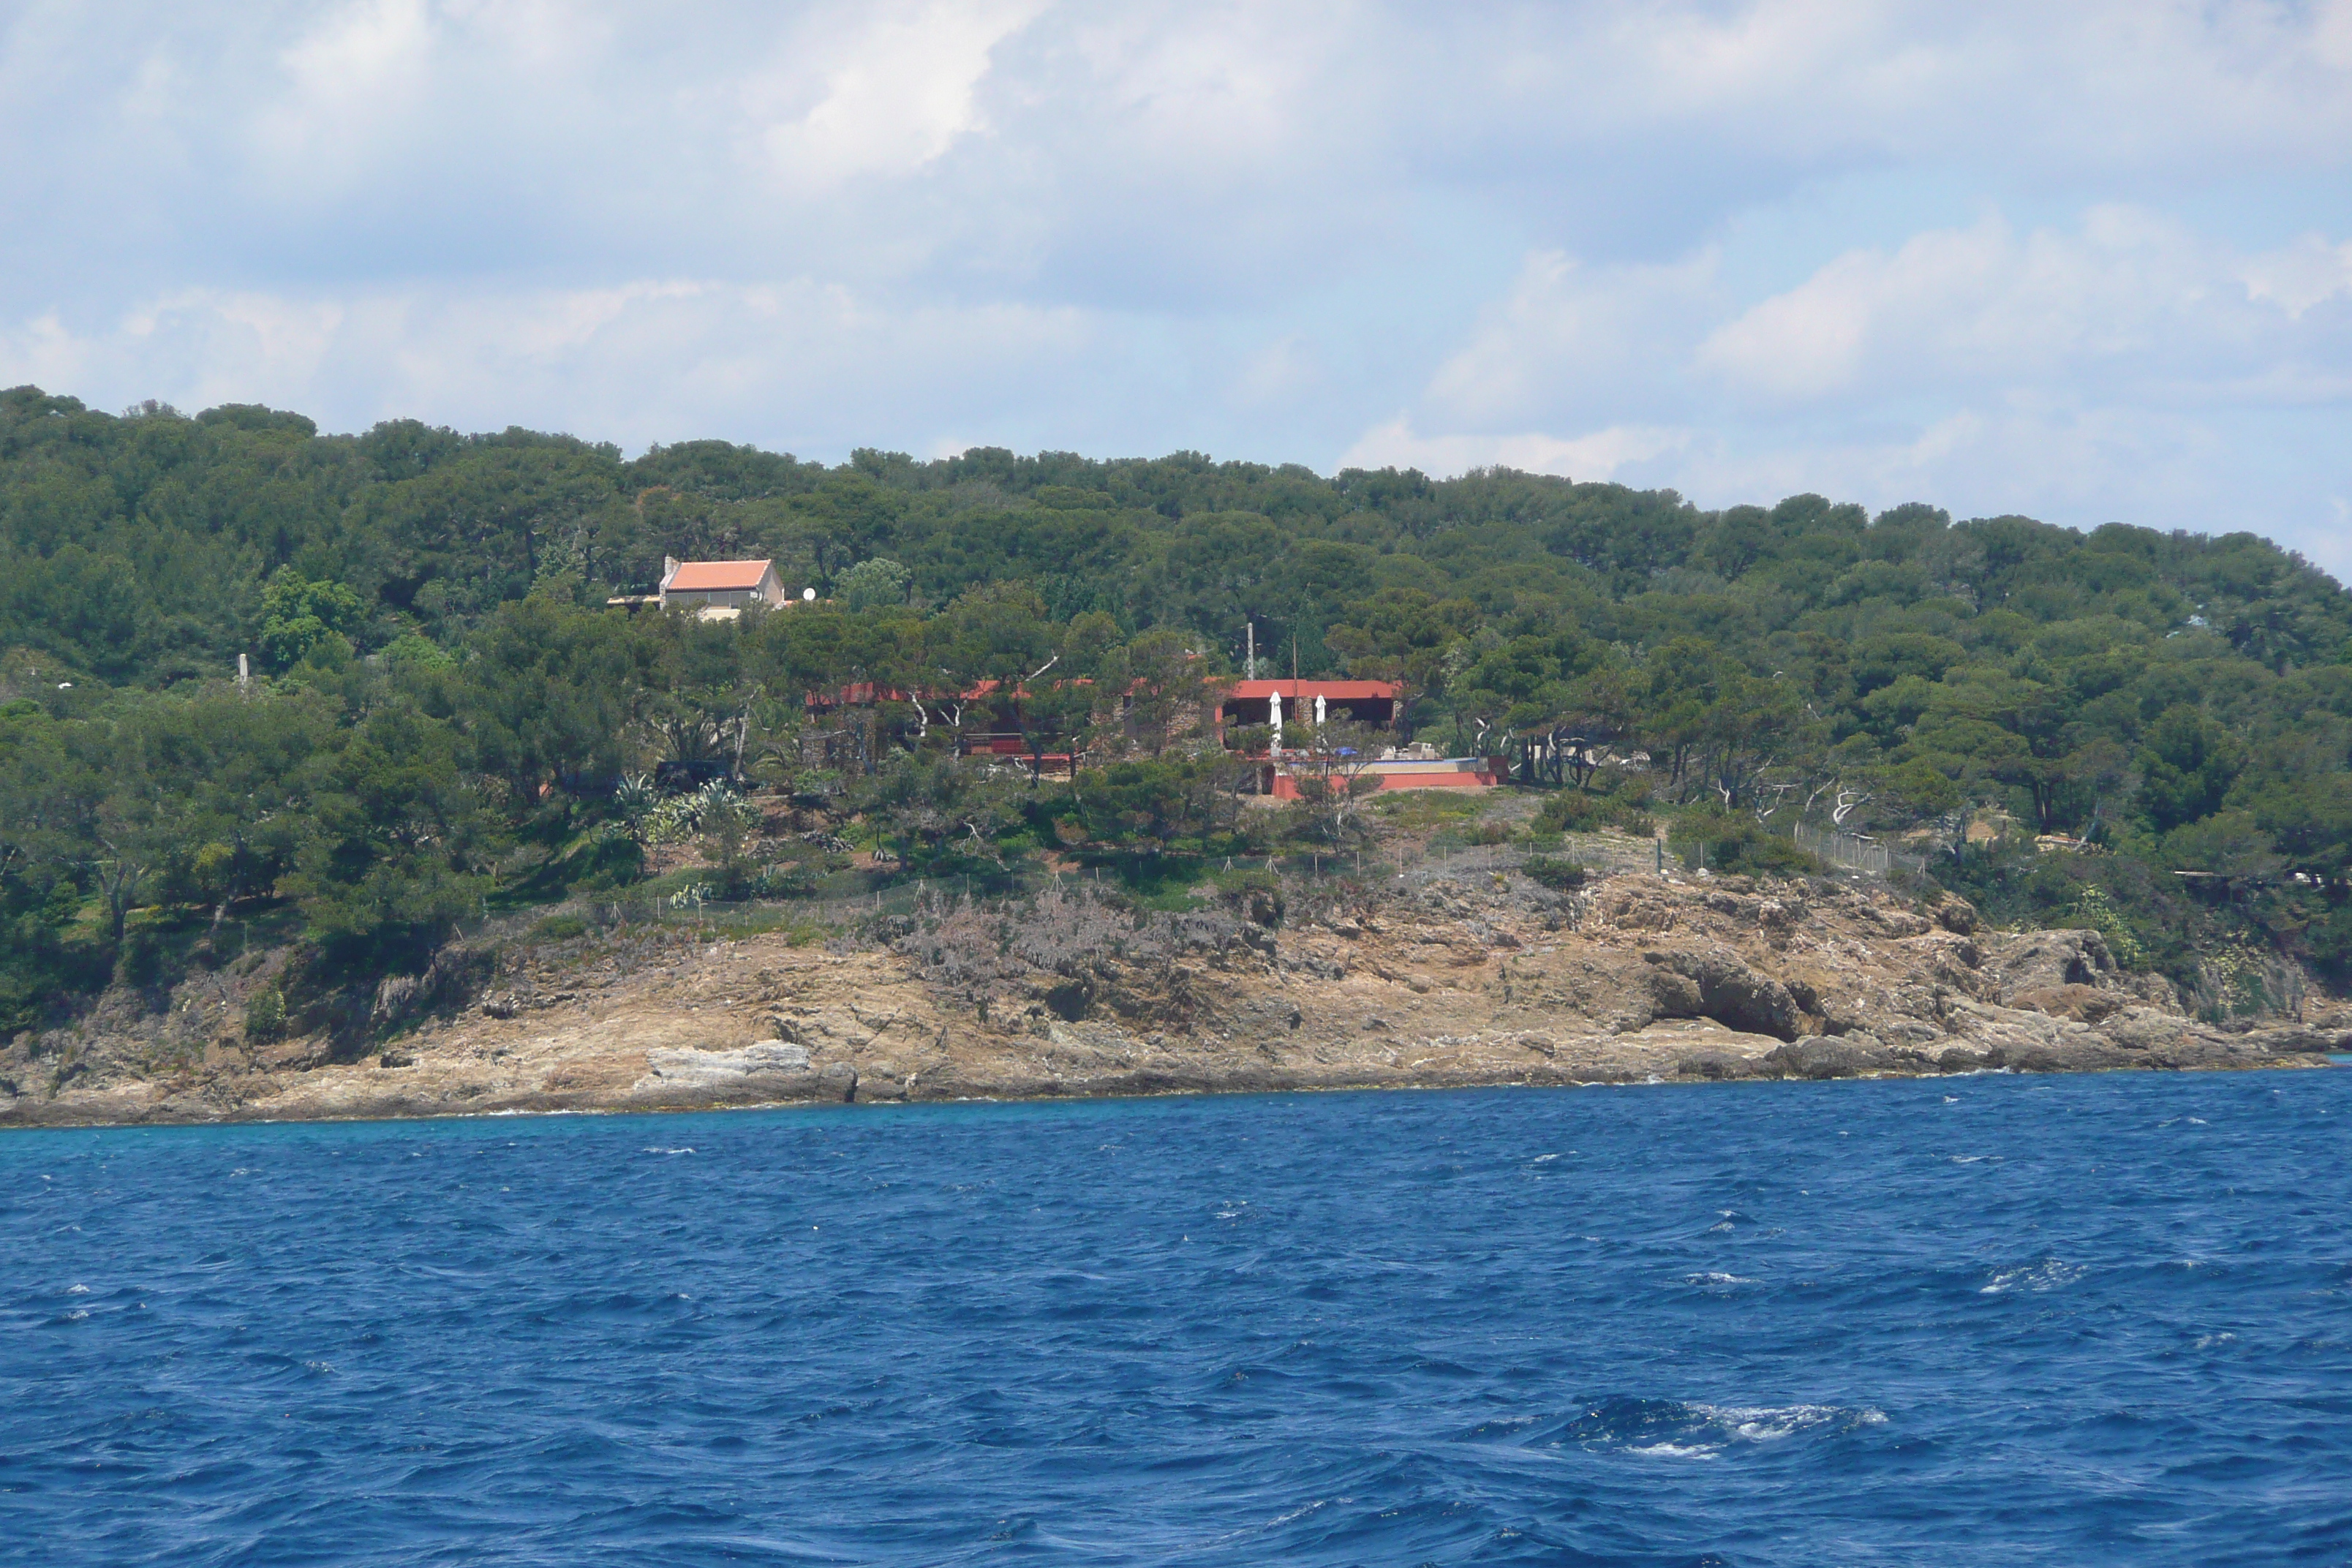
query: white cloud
[
  {"left": 1420, "top": 249, "right": 1723, "bottom": 427},
  {"left": 750, "top": 1, "right": 1044, "bottom": 191},
  {"left": 1696, "top": 209, "right": 2217, "bottom": 400},
  {"left": 1540, "top": 1, "right": 2352, "bottom": 177},
  {"left": 1360, "top": 203, "right": 2352, "bottom": 568},
  {"left": 249, "top": 0, "right": 440, "bottom": 189},
  {"left": 1691, "top": 208, "right": 2352, "bottom": 408},
  {"left": 0, "top": 2, "right": 2348, "bottom": 570},
  {"left": 0, "top": 278, "right": 1105, "bottom": 453},
  {"left": 2242, "top": 234, "right": 2352, "bottom": 317},
  {"left": 1338, "top": 418, "right": 1692, "bottom": 482},
  {"left": 1229, "top": 332, "right": 1322, "bottom": 408}
]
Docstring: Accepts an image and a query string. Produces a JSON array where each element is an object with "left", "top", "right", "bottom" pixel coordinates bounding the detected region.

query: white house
[{"left": 657, "top": 557, "right": 785, "bottom": 616}]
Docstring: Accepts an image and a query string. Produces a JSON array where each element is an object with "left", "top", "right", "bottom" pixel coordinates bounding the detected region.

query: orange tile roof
[
  {"left": 666, "top": 559, "right": 772, "bottom": 591},
  {"left": 1224, "top": 679, "right": 1400, "bottom": 700}
]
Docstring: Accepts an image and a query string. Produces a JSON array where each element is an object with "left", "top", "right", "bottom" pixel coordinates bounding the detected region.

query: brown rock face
[
  {"left": 3, "top": 865, "right": 2344, "bottom": 1128},
  {"left": 2010, "top": 985, "right": 2127, "bottom": 1024},
  {"left": 1991, "top": 929, "right": 2115, "bottom": 992},
  {"left": 1641, "top": 949, "right": 1803, "bottom": 1040}
]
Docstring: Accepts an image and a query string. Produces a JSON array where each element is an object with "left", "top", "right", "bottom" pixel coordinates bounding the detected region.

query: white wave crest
[
  {"left": 1980, "top": 1259, "right": 2086, "bottom": 1294},
  {"left": 1689, "top": 1403, "right": 1887, "bottom": 1442}
]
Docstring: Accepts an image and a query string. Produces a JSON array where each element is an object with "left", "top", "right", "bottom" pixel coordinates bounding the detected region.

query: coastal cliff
[{"left": 7, "top": 843, "right": 2344, "bottom": 1127}]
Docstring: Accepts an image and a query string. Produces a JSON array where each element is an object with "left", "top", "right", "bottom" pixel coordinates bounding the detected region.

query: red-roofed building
[
  {"left": 658, "top": 557, "right": 785, "bottom": 612},
  {"left": 1218, "top": 678, "right": 1399, "bottom": 735},
  {"left": 1216, "top": 677, "right": 1503, "bottom": 794}
]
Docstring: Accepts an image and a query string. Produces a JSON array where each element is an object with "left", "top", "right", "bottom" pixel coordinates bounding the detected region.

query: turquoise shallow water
[{"left": 4, "top": 1071, "right": 2349, "bottom": 1566}]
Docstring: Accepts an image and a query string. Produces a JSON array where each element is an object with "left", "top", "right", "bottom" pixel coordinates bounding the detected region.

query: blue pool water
[{"left": 5, "top": 1072, "right": 2350, "bottom": 1566}]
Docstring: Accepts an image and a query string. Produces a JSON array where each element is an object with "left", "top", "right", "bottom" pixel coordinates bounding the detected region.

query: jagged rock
[
  {"left": 641, "top": 1042, "right": 812, "bottom": 1089},
  {"left": 818, "top": 1061, "right": 859, "bottom": 1101},
  {"left": 372, "top": 975, "right": 421, "bottom": 1028},
  {"left": 256, "top": 1038, "right": 330, "bottom": 1071},
  {"left": 1935, "top": 938, "right": 1983, "bottom": 972},
  {"left": 1675, "top": 1051, "right": 1752, "bottom": 1079},
  {"left": 10, "top": 856, "right": 2342, "bottom": 1128},
  {"left": 1990, "top": 930, "right": 2115, "bottom": 999},
  {"left": 1646, "top": 965, "right": 1703, "bottom": 1017},
  {"left": 1765, "top": 1035, "right": 1892, "bottom": 1079},
  {"left": 1642, "top": 949, "right": 1803, "bottom": 1041},
  {"left": 1815, "top": 992, "right": 1882, "bottom": 1036},
  {"left": 2012, "top": 984, "right": 2126, "bottom": 1023},
  {"left": 1042, "top": 981, "right": 1092, "bottom": 1022},
  {"left": 1935, "top": 896, "right": 1980, "bottom": 935},
  {"left": 2231, "top": 1025, "right": 2352, "bottom": 1057},
  {"left": 853, "top": 1060, "right": 907, "bottom": 1101}
]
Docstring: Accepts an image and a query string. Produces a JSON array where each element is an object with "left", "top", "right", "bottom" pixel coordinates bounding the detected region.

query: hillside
[{"left": 4, "top": 383, "right": 2351, "bottom": 1086}]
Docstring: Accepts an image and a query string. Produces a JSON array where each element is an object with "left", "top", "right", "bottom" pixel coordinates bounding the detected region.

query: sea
[{"left": 4, "top": 1071, "right": 2348, "bottom": 1567}]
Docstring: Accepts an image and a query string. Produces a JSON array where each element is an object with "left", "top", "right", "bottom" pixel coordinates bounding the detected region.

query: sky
[{"left": 3, "top": 1, "right": 2350, "bottom": 569}]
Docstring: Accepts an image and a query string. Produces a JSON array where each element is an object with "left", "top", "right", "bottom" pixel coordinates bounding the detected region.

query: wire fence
[
  {"left": 1792, "top": 821, "right": 1927, "bottom": 877},
  {"left": 1553, "top": 831, "right": 1672, "bottom": 878}
]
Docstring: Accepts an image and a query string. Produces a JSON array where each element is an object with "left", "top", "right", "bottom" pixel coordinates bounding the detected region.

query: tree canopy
[{"left": 4, "top": 382, "right": 2351, "bottom": 1036}]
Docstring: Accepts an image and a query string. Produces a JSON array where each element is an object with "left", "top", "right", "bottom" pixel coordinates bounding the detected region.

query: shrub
[
  {"left": 114, "top": 926, "right": 167, "bottom": 987},
  {"left": 566, "top": 831, "right": 644, "bottom": 892},
  {"left": 244, "top": 986, "right": 287, "bottom": 1042},
  {"left": 1667, "top": 811, "right": 1823, "bottom": 878},
  {"left": 1218, "top": 869, "right": 1285, "bottom": 929},
  {"left": 753, "top": 864, "right": 820, "bottom": 898},
  {"left": 2068, "top": 884, "right": 2149, "bottom": 970},
  {"left": 1523, "top": 856, "right": 1588, "bottom": 890},
  {"left": 2306, "top": 902, "right": 2352, "bottom": 985},
  {"left": 1537, "top": 790, "right": 1656, "bottom": 837}
]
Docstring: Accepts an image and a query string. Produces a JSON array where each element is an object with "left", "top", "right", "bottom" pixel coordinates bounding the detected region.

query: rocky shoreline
[{"left": 6, "top": 850, "right": 2345, "bottom": 1130}]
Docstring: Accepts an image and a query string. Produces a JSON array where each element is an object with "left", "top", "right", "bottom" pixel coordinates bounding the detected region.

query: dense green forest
[{"left": 4, "top": 382, "right": 2351, "bottom": 1039}]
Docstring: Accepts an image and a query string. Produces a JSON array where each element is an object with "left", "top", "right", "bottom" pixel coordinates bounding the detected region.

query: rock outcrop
[{"left": 4, "top": 862, "right": 2345, "bottom": 1128}]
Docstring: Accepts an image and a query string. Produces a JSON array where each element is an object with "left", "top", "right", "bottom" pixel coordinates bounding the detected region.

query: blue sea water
[{"left": 5, "top": 1073, "right": 2350, "bottom": 1567}]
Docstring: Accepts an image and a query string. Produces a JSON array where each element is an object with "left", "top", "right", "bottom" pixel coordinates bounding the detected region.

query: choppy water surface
[{"left": 6, "top": 1072, "right": 2350, "bottom": 1566}]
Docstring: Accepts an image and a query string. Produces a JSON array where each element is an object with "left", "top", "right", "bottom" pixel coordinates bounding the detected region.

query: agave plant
[
  {"left": 613, "top": 773, "right": 657, "bottom": 840},
  {"left": 691, "top": 779, "right": 752, "bottom": 832}
]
